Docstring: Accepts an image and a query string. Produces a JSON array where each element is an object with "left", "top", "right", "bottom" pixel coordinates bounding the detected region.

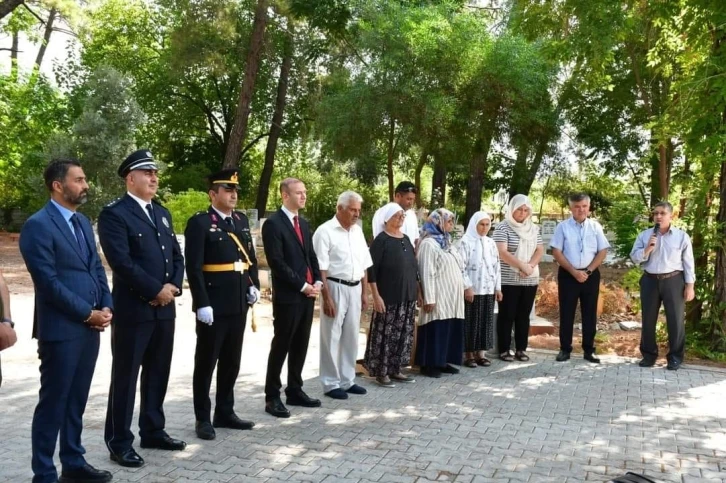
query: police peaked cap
[
  {"left": 207, "top": 169, "right": 240, "bottom": 189},
  {"left": 118, "top": 149, "right": 158, "bottom": 177}
]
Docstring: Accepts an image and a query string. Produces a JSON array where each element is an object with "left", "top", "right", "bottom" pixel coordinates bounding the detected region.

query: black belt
[
  {"left": 327, "top": 277, "right": 360, "bottom": 287},
  {"left": 644, "top": 270, "right": 682, "bottom": 280}
]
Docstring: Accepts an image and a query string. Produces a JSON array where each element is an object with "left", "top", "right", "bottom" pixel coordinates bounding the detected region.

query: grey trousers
[{"left": 639, "top": 273, "right": 685, "bottom": 362}]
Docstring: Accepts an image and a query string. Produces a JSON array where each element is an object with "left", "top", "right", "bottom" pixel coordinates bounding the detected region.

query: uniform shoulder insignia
[
  {"left": 105, "top": 197, "right": 121, "bottom": 207},
  {"left": 193, "top": 211, "right": 206, "bottom": 217}
]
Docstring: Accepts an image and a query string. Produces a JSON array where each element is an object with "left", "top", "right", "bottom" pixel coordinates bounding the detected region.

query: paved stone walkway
[{"left": 1, "top": 292, "right": 725, "bottom": 483}]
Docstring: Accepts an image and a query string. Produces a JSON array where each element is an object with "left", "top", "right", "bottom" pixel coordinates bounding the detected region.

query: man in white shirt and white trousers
[
  {"left": 371, "top": 181, "right": 419, "bottom": 245},
  {"left": 313, "top": 191, "right": 373, "bottom": 399}
]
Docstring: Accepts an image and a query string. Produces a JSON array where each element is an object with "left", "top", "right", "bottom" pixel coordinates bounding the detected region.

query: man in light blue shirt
[
  {"left": 630, "top": 201, "right": 695, "bottom": 371},
  {"left": 550, "top": 193, "right": 610, "bottom": 363}
]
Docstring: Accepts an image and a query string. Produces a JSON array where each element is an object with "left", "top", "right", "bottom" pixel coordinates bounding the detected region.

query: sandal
[
  {"left": 515, "top": 351, "right": 530, "bottom": 362},
  {"left": 500, "top": 352, "right": 515, "bottom": 362},
  {"left": 475, "top": 357, "right": 491, "bottom": 367},
  {"left": 464, "top": 359, "right": 477, "bottom": 368},
  {"left": 376, "top": 376, "right": 396, "bottom": 388}
]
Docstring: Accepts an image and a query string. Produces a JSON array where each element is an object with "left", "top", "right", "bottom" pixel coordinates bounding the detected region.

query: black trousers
[
  {"left": 264, "top": 299, "right": 315, "bottom": 401},
  {"left": 558, "top": 267, "right": 601, "bottom": 354},
  {"left": 193, "top": 311, "right": 248, "bottom": 422},
  {"left": 639, "top": 273, "right": 685, "bottom": 363},
  {"left": 497, "top": 285, "right": 537, "bottom": 352},
  {"left": 105, "top": 318, "right": 175, "bottom": 454}
]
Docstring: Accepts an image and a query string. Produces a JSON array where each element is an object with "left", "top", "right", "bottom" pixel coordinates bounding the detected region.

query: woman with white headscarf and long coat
[
  {"left": 415, "top": 208, "right": 465, "bottom": 378},
  {"left": 457, "top": 211, "right": 502, "bottom": 368},
  {"left": 364, "top": 203, "right": 419, "bottom": 388},
  {"left": 493, "top": 195, "right": 544, "bottom": 362}
]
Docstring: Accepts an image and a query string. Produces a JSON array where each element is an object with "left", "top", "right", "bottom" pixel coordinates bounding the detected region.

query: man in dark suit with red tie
[{"left": 262, "top": 178, "right": 322, "bottom": 418}]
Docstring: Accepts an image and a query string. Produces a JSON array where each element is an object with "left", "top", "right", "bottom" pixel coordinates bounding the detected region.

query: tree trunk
[
  {"left": 686, "top": 187, "right": 713, "bottom": 331},
  {"left": 414, "top": 148, "right": 428, "bottom": 209},
  {"left": 679, "top": 155, "right": 690, "bottom": 217},
  {"left": 431, "top": 156, "right": 446, "bottom": 207},
  {"left": 464, "top": 131, "right": 494, "bottom": 228},
  {"left": 0, "top": 0, "right": 24, "bottom": 21},
  {"left": 508, "top": 142, "right": 530, "bottom": 200},
  {"left": 10, "top": 31, "right": 18, "bottom": 81},
  {"left": 255, "top": 23, "right": 293, "bottom": 215},
  {"left": 712, "top": 157, "right": 726, "bottom": 350},
  {"left": 222, "top": 0, "right": 268, "bottom": 169},
  {"left": 34, "top": 7, "right": 56, "bottom": 71},
  {"left": 386, "top": 118, "right": 396, "bottom": 201}
]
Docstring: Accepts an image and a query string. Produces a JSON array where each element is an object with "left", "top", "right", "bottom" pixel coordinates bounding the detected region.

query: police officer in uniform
[
  {"left": 99, "top": 149, "right": 186, "bottom": 468},
  {"left": 184, "top": 169, "right": 261, "bottom": 440}
]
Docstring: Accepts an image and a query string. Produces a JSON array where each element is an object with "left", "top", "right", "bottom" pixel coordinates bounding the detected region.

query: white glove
[
  {"left": 246, "top": 286, "right": 260, "bottom": 305},
  {"left": 197, "top": 306, "right": 214, "bottom": 325}
]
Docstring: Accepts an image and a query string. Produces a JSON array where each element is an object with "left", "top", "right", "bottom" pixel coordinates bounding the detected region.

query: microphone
[{"left": 650, "top": 222, "right": 660, "bottom": 246}]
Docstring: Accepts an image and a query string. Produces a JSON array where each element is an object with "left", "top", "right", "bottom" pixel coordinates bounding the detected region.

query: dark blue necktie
[
  {"left": 70, "top": 214, "right": 89, "bottom": 262},
  {"left": 145, "top": 204, "right": 156, "bottom": 226}
]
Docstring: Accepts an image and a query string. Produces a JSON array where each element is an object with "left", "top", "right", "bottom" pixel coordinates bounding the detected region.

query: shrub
[{"left": 163, "top": 189, "right": 210, "bottom": 233}]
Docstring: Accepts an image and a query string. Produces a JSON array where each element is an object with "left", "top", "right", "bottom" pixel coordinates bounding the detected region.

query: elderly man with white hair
[{"left": 312, "top": 191, "right": 373, "bottom": 399}]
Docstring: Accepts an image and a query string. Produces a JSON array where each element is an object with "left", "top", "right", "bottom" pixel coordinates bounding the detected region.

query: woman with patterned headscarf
[
  {"left": 415, "top": 208, "right": 465, "bottom": 378},
  {"left": 492, "top": 194, "right": 544, "bottom": 362},
  {"left": 457, "top": 211, "right": 502, "bottom": 368}
]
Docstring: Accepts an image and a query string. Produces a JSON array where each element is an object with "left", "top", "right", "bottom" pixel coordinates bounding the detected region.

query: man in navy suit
[
  {"left": 20, "top": 159, "right": 113, "bottom": 483},
  {"left": 262, "top": 178, "right": 322, "bottom": 418},
  {"left": 98, "top": 150, "right": 186, "bottom": 468}
]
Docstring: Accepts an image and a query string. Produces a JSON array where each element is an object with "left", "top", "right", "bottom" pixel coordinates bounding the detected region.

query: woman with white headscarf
[
  {"left": 415, "top": 208, "right": 465, "bottom": 378},
  {"left": 364, "top": 203, "right": 419, "bottom": 387},
  {"left": 492, "top": 195, "right": 544, "bottom": 362},
  {"left": 457, "top": 211, "right": 502, "bottom": 368}
]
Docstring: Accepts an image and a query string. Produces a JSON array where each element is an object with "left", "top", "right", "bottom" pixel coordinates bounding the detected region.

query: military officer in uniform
[
  {"left": 184, "top": 169, "right": 261, "bottom": 440},
  {"left": 99, "top": 149, "right": 186, "bottom": 468}
]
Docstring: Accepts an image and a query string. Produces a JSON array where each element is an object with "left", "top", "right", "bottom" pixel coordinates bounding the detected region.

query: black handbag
[{"left": 610, "top": 473, "right": 658, "bottom": 483}]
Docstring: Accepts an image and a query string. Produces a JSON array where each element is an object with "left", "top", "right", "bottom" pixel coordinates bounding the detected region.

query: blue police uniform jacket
[{"left": 98, "top": 194, "right": 184, "bottom": 321}]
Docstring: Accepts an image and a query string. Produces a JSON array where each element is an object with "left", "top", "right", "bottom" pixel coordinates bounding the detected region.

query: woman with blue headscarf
[{"left": 415, "top": 208, "right": 465, "bottom": 378}]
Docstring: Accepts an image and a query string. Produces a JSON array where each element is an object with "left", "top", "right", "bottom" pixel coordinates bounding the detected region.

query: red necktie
[{"left": 293, "top": 215, "right": 314, "bottom": 284}]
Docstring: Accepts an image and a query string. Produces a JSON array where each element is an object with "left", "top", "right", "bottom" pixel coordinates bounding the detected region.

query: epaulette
[
  {"left": 105, "top": 198, "right": 121, "bottom": 207},
  {"left": 193, "top": 211, "right": 207, "bottom": 217}
]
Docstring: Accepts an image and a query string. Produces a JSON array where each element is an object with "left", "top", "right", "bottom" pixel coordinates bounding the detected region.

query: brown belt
[
  {"left": 644, "top": 270, "right": 682, "bottom": 280},
  {"left": 202, "top": 261, "right": 248, "bottom": 272}
]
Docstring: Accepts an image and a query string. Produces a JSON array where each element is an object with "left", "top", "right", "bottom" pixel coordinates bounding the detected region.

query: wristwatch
[
  {"left": 585, "top": 268, "right": 593, "bottom": 276},
  {"left": 1, "top": 317, "right": 14, "bottom": 329}
]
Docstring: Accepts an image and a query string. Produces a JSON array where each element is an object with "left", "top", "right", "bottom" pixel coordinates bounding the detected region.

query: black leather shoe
[
  {"left": 213, "top": 413, "right": 255, "bottom": 430},
  {"left": 59, "top": 463, "right": 113, "bottom": 482},
  {"left": 420, "top": 366, "right": 442, "bottom": 378},
  {"left": 286, "top": 390, "right": 322, "bottom": 407},
  {"left": 346, "top": 384, "right": 367, "bottom": 395},
  {"left": 265, "top": 398, "right": 291, "bottom": 418},
  {"left": 638, "top": 358, "right": 656, "bottom": 367},
  {"left": 667, "top": 359, "right": 681, "bottom": 371},
  {"left": 139, "top": 435, "right": 186, "bottom": 451},
  {"left": 195, "top": 421, "right": 216, "bottom": 440},
  {"left": 584, "top": 353, "right": 601, "bottom": 364},
  {"left": 109, "top": 448, "right": 144, "bottom": 468},
  {"left": 555, "top": 350, "right": 570, "bottom": 362},
  {"left": 324, "top": 388, "right": 349, "bottom": 399},
  {"left": 441, "top": 364, "right": 460, "bottom": 374}
]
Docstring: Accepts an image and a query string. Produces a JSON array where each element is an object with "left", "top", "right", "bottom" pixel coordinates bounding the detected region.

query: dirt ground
[{"left": 2, "top": 235, "right": 723, "bottom": 368}]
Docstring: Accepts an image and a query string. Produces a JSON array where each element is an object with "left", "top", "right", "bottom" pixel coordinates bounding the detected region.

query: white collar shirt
[
  {"left": 127, "top": 191, "right": 155, "bottom": 223},
  {"left": 313, "top": 215, "right": 373, "bottom": 282}
]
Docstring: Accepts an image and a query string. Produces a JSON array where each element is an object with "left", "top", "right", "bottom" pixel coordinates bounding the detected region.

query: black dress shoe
[
  {"left": 441, "top": 364, "right": 460, "bottom": 374},
  {"left": 584, "top": 353, "right": 601, "bottom": 364},
  {"left": 286, "top": 390, "right": 322, "bottom": 407},
  {"left": 109, "top": 448, "right": 144, "bottom": 468},
  {"left": 59, "top": 463, "right": 113, "bottom": 482},
  {"left": 324, "top": 388, "right": 349, "bottom": 400},
  {"left": 139, "top": 434, "right": 186, "bottom": 451},
  {"left": 265, "top": 398, "right": 291, "bottom": 418},
  {"left": 555, "top": 350, "right": 570, "bottom": 362},
  {"left": 195, "top": 421, "right": 216, "bottom": 440},
  {"left": 346, "top": 384, "right": 367, "bottom": 395},
  {"left": 420, "top": 366, "right": 442, "bottom": 378},
  {"left": 667, "top": 360, "right": 681, "bottom": 371},
  {"left": 638, "top": 358, "right": 656, "bottom": 367},
  {"left": 213, "top": 413, "right": 255, "bottom": 430}
]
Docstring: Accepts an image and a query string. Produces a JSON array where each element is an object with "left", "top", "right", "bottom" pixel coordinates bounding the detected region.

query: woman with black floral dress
[{"left": 364, "top": 202, "right": 419, "bottom": 388}]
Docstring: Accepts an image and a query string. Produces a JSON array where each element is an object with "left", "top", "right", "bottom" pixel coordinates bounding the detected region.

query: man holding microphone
[{"left": 630, "top": 201, "right": 695, "bottom": 370}]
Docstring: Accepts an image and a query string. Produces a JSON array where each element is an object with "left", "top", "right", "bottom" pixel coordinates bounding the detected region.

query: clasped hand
[
  {"left": 150, "top": 283, "right": 178, "bottom": 307},
  {"left": 87, "top": 308, "right": 112, "bottom": 331}
]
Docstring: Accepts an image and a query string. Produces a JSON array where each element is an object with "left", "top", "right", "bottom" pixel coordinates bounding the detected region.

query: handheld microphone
[{"left": 650, "top": 222, "right": 660, "bottom": 246}]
